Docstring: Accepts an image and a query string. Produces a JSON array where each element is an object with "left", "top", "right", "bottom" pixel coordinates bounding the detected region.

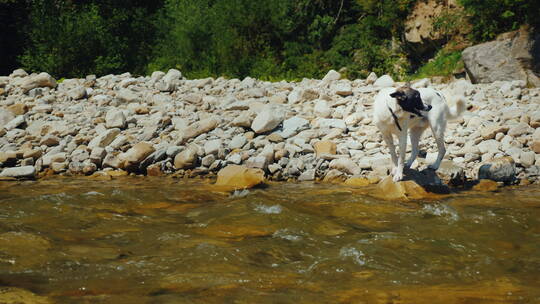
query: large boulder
[
  {"left": 251, "top": 105, "right": 285, "bottom": 134},
  {"left": 120, "top": 142, "right": 155, "bottom": 170},
  {"left": 181, "top": 117, "right": 219, "bottom": 143},
  {"left": 215, "top": 165, "right": 265, "bottom": 189},
  {"left": 462, "top": 27, "right": 540, "bottom": 86},
  {"left": 0, "top": 166, "right": 36, "bottom": 179}
]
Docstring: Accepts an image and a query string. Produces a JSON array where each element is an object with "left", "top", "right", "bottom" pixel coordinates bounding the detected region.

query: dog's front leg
[
  {"left": 394, "top": 128, "right": 408, "bottom": 182},
  {"left": 381, "top": 133, "right": 398, "bottom": 176}
]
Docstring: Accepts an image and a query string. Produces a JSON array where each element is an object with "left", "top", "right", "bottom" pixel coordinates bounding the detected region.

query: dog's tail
[{"left": 446, "top": 95, "right": 466, "bottom": 120}]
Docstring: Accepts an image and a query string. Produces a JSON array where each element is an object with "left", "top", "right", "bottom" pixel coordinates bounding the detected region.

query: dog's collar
[{"left": 387, "top": 106, "right": 402, "bottom": 131}]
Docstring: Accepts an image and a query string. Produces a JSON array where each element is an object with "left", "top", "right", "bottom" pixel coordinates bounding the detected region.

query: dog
[{"left": 373, "top": 85, "right": 466, "bottom": 182}]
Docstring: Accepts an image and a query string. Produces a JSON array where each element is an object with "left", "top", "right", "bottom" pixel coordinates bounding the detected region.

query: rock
[
  {"left": 251, "top": 105, "right": 285, "bottom": 134},
  {"left": 298, "top": 169, "right": 316, "bottom": 181},
  {"left": 313, "top": 118, "right": 347, "bottom": 130},
  {"left": 314, "top": 100, "right": 332, "bottom": 118},
  {"left": 147, "top": 163, "right": 163, "bottom": 176},
  {"left": 372, "top": 176, "right": 431, "bottom": 200},
  {"left": 120, "top": 142, "right": 155, "bottom": 170},
  {"left": 0, "top": 108, "right": 15, "bottom": 126},
  {"left": 42, "top": 152, "right": 66, "bottom": 167},
  {"left": 313, "top": 140, "right": 337, "bottom": 157},
  {"left": 0, "top": 166, "right": 36, "bottom": 178},
  {"left": 105, "top": 109, "right": 126, "bottom": 129},
  {"left": 322, "top": 70, "right": 341, "bottom": 82},
  {"left": 67, "top": 86, "right": 86, "bottom": 100},
  {"left": 462, "top": 27, "right": 540, "bottom": 86},
  {"left": 478, "top": 139, "right": 501, "bottom": 154},
  {"left": 520, "top": 151, "right": 535, "bottom": 167},
  {"left": 480, "top": 125, "right": 509, "bottom": 140},
  {"left": 203, "top": 139, "right": 222, "bottom": 155},
  {"left": 322, "top": 169, "right": 345, "bottom": 183},
  {"left": 4, "top": 115, "right": 25, "bottom": 130},
  {"left": 116, "top": 88, "right": 141, "bottom": 103},
  {"left": 90, "top": 147, "right": 107, "bottom": 165},
  {"left": 174, "top": 145, "right": 198, "bottom": 169},
  {"left": 157, "top": 69, "right": 182, "bottom": 91},
  {"left": 530, "top": 141, "right": 540, "bottom": 154},
  {"left": 7, "top": 103, "right": 27, "bottom": 115},
  {"left": 181, "top": 117, "right": 219, "bottom": 143},
  {"left": 344, "top": 177, "right": 372, "bottom": 187},
  {"left": 366, "top": 72, "right": 378, "bottom": 84},
  {"left": 473, "top": 179, "right": 499, "bottom": 191},
  {"left": 231, "top": 111, "right": 254, "bottom": 128},
  {"left": 329, "top": 158, "right": 361, "bottom": 175},
  {"left": 335, "top": 82, "right": 353, "bottom": 96},
  {"left": 507, "top": 122, "right": 531, "bottom": 137},
  {"left": 478, "top": 156, "right": 516, "bottom": 184},
  {"left": 0, "top": 287, "right": 52, "bottom": 304},
  {"left": 374, "top": 75, "right": 394, "bottom": 88},
  {"left": 40, "top": 135, "right": 60, "bottom": 146},
  {"left": 21, "top": 72, "right": 57, "bottom": 92},
  {"left": 279, "top": 116, "right": 310, "bottom": 138},
  {"left": 215, "top": 165, "right": 265, "bottom": 189},
  {"left": 201, "top": 154, "right": 216, "bottom": 167},
  {"left": 229, "top": 134, "right": 247, "bottom": 150},
  {"left": 437, "top": 160, "right": 466, "bottom": 186},
  {"left": 88, "top": 128, "right": 120, "bottom": 149}
]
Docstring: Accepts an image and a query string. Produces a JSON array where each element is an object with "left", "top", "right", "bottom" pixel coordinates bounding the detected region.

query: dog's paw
[{"left": 392, "top": 173, "right": 403, "bottom": 182}]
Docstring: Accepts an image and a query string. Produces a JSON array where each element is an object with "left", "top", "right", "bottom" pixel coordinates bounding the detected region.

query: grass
[{"left": 409, "top": 49, "right": 463, "bottom": 81}]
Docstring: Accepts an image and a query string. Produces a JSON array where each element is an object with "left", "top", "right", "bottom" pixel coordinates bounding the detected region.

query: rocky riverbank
[{"left": 1, "top": 68, "right": 540, "bottom": 194}]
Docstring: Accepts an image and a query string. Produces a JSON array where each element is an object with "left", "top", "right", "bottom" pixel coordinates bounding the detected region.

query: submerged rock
[
  {"left": 215, "top": 165, "right": 265, "bottom": 189},
  {"left": 372, "top": 176, "right": 432, "bottom": 200}
]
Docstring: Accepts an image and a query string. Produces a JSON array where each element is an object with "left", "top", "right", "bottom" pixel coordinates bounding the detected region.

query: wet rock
[
  {"left": 372, "top": 176, "right": 431, "bottom": 200},
  {"left": 0, "top": 287, "right": 52, "bottom": 304},
  {"left": 478, "top": 156, "right": 516, "bottom": 184},
  {"left": 0, "top": 166, "right": 36, "bottom": 178},
  {"left": 215, "top": 165, "right": 265, "bottom": 189},
  {"left": 473, "top": 179, "right": 500, "bottom": 191},
  {"left": 344, "top": 177, "right": 373, "bottom": 187}
]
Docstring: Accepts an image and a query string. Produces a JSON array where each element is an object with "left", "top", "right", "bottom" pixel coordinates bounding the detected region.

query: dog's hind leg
[
  {"left": 406, "top": 126, "right": 424, "bottom": 169},
  {"left": 428, "top": 124, "right": 446, "bottom": 170},
  {"left": 381, "top": 133, "right": 398, "bottom": 176}
]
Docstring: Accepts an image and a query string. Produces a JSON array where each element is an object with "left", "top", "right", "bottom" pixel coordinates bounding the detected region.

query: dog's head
[{"left": 390, "top": 86, "right": 432, "bottom": 117}]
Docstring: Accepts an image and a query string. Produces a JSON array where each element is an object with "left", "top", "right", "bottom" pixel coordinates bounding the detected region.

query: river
[{"left": 0, "top": 177, "right": 539, "bottom": 303}]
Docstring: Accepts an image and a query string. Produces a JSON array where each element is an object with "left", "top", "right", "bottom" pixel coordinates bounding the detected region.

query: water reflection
[{"left": 0, "top": 177, "right": 539, "bottom": 303}]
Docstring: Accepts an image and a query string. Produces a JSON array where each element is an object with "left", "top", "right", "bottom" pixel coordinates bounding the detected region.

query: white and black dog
[{"left": 373, "top": 85, "right": 466, "bottom": 182}]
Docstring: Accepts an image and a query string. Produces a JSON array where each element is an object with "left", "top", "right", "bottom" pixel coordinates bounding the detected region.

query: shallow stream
[{"left": 0, "top": 177, "right": 539, "bottom": 303}]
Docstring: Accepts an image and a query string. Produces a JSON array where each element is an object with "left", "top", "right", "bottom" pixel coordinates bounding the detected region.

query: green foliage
[
  {"left": 19, "top": 0, "right": 160, "bottom": 78},
  {"left": 149, "top": 0, "right": 414, "bottom": 80},
  {"left": 459, "top": 0, "right": 540, "bottom": 41},
  {"left": 410, "top": 50, "right": 463, "bottom": 80}
]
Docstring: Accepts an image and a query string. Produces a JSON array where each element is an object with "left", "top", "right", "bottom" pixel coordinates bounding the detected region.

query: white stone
[
  {"left": 105, "top": 109, "right": 126, "bottom": 129},
  {"left": 374, "top": 75, "right": 394, "bottom": 88},
  {"left": 251, "top": 105, "right": 285, "bottom": 134},
  {"left": 0, "top": 166, "right": 35, "bottom": 178}
]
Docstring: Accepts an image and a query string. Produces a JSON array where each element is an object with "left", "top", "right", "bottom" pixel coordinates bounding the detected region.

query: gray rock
[
  {"left": 229, "top": 134, "right": 247, "bottom": 150},
  {"left": 181, "top": 117, "right": 219, "bottom": 143},
  {"left": 0, "top": 109, "right": 15, "bottom": 127},
  {"left": 334, "top": 82, "right": 353, "bottom": 96},
  {"left": 322, "top": 70, "right": 341, "bottom": 82},
  {"left": 478, "top": 157, "right": 516, "bottom": 184},
  {"left": 4, "top": 115, "right": 25, "bottom": 131},
  {"left": 204, "top": 139, "right": 222, "bottom": 156},
  {"left": 67, "top": 86, "right": 86, "bottom": 100},
  {"left": 462, "top": 28, "right": 540, "bottom": 86},
  {"left": 251, "top": 105, "right": 285, "bottom": 134},
  {"left": 201, "top": 154, "right": 216, "bottom": 167},
  {"left": 279, "top": 116, "right": 310, "bottom": 138},
  {"left": 313, "top": 118, "right": 347, "bottom": 130},
  {"left": 0, "top": 166, "right": 35, "bottom": 178},
  {"left": 298, "top": 169, "right": 316, "bottom": 181},
  {"left": 374, "top": 75, "right": 394, "bottom": 88},
  {"left": 116, "top": 89, "right": 141, "bottom": 103},
  {"left": 329, "top": 158, "right": 361, "bottom": 175},
  {"left": 21, "top": 72, "right": 57, "bottom": 93},
  {"left": 105, "top": 109, "right": 126, "bottom": 129},
  {"left": 88, "top": 128, "right": 121, "bottom": 149}
]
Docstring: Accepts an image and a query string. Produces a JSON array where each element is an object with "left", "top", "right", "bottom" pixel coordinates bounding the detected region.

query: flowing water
[{"left": 0, "top": 177, "right": 539, "bottom": 303}]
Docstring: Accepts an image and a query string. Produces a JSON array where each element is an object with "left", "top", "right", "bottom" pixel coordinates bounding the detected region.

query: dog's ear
[{"left": 390, "top": 91, "right": 403, "bottom": 98}]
